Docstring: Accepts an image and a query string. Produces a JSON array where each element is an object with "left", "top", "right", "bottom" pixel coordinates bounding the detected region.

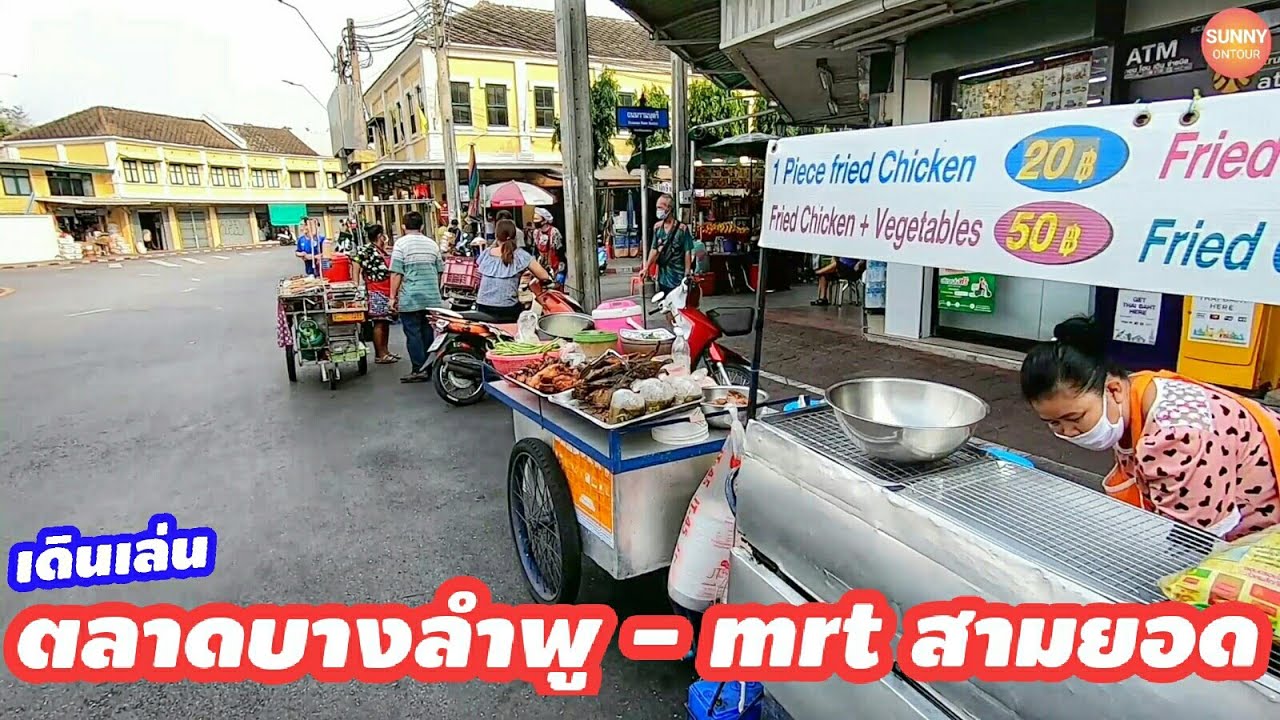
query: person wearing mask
[
  {"left": 1021, "top": 317, "right": 1280, "bottom": 540},
  {"left": 389, "top": 212, "right": 445, "bottom": 383},
  {"left": 646, "top": 194, "right": 693, "bottom": 295},
  {"left": 295, "top": 219, "right": 326, "bottom": 276},
  {"left": 352, "top": 224, "right": 399, "bottom": 365},
  {"left": 530, "top": 208, "right": 564, "bottom": 283},
  {"left": 495, "top": 210, "right": 524, "bottom": 247},
  {"left": 476, "top": 219, "right": 555, "bottom": 322}
]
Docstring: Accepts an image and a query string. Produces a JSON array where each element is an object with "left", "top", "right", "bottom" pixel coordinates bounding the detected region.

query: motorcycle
[
  {"left": 441, "top": 255, "right": 480, "bottom": 311},
  {"left": 425, "top": 280, "right": 583, "bottom": 406},
  {"left": 652, "top": 276, "right": 755, "bottom": 386}
]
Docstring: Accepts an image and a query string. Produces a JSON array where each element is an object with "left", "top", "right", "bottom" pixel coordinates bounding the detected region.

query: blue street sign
[{"left": 616, "top": 106, "right": 669, "bottom": 132}]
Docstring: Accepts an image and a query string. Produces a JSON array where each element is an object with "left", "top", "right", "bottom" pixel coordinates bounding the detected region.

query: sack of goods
[
  {"left": 1160, "top": 525, "right": 1280, "bottom": 645},
  {"left": 58, "top": 237, "right": 83, "bottom": 260},
  {"left": 668, "top": 410, "right": 747, "bottom": 616}
]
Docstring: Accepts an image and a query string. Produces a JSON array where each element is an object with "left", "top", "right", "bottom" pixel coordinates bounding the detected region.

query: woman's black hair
[
  {"left": 1020, "top": 316, "right": 1127, "bottom": 402},
  {"left": 365, "top": 224, "right": 385, "bottom": 243}
]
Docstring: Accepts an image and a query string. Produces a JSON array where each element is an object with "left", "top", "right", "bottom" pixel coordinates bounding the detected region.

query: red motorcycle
[
  {"left": 426, "top": 280, "right": 583, "bottom": 406},
  {"left": 652, "top": 277, "right": 755, "bottom": 386}
]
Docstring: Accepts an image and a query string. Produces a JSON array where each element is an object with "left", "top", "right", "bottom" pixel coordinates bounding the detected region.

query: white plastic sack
[{"left": 668, "top": 408, "right": 746, "bottom": 614}]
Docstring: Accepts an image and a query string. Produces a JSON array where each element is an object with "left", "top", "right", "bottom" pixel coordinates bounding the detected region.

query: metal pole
[
  {"left": 427, "top": 0, "right": 461, "bottom": 226},
  {"left": 745, "top": 244, "right": 770, "bottom": 421},
  {"left": 639, "top": 155, "right": 649, "bottom": 321},
  {"left": 553, "top": 0, "right": 601, "bottom": 309},
  {"left": 670, "top": 56, "right": 689, "bottom": 221}
]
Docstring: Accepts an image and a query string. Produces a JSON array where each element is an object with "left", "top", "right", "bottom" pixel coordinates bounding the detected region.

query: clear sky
[{"left": 0, "top": 0, "right": 631, "bottom": 153}]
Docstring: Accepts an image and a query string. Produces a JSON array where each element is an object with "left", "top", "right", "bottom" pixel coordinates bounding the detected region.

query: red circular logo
[{"left": 1202, "top": 8, "right": 1272, "bottom": 80}]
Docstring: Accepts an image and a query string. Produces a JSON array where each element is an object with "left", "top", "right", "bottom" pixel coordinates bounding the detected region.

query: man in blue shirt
[{"left": 295, "top": 218, "right": 326, "bottom": 276}]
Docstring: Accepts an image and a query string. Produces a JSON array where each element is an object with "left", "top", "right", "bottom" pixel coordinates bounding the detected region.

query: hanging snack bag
[{"left": 1159, "top": 526, "right": 1280, "bottom": 644}]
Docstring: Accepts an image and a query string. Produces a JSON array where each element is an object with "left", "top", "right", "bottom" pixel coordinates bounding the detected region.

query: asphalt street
[{"left": 0, "top": 250, "right": 691, "bottom": 719}]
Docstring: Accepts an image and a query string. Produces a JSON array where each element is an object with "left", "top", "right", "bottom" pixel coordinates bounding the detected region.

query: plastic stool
[{"left": 834, "top": 279, "right": 863, "bottom": 307}]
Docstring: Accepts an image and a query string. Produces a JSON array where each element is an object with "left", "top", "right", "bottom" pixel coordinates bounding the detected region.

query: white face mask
[
  {"left": 1056, "top": 392, "right": 1124, "bottom": 451},
  {"left": 656, "top": 208, "right": 668, "bottom": 220}
]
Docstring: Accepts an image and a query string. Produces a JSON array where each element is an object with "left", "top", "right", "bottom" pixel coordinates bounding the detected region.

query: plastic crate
[
  {"left": 443, "top": 257, "right": 481, "bottom": 291},
  {"left": 688, "top": 680, "right": 763, "bottom": 720}
]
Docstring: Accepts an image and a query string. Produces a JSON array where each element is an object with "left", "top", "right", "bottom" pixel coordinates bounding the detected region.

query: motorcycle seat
[{"left": 459, "top": 310, "right": 504, "bottom": 323}]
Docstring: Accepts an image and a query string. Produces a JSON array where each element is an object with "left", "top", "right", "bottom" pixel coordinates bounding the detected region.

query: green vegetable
[{"left": 491, "top": 340, "right": 560, "bottom": 356}]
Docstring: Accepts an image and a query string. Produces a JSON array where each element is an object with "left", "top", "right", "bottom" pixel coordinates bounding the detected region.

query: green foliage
[
  {"left": 636, "top": 84, "right": 670, "bottom": 148},
  {"left": 550, "top": 69, "right": 619, "bottom": 170},
  {"left": 0, "top": 105, "right": 30, "bottom": 139},
  {"left": 687, "top": 81, "right": 749, "bottom": 141}
]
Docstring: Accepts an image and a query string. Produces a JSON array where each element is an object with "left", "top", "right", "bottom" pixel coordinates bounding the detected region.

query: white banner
[{"left": 760, "top": 92, "right": 1280, "bottom": 306}]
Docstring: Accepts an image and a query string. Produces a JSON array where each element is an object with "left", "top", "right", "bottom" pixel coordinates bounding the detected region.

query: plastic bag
[
  {"left": 669, "top": 410, "right": 747, "bottom": 614},
  {"left": 1159, "top": 525, "right": 1280, "bottom": 644},
  {"left": 559, "top": 341, "right": 586, "bottom": 367},
  {"left": 516, "top": 311, "right": 539, "bottom": 343},
  {"left": 609, "top": 389, "right": 644, "bottom": 424},
  {"left": 670, "top": 376, "right": 703, "bottom": 404},
  {"left": 633, "top": 378, "right": 675, "bottom": 415}
]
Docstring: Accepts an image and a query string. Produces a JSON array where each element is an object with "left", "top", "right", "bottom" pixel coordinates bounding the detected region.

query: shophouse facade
[
  {"left": 344, "top": 0, "right": 673, "bottom": 230},
  {"left": 0, "top": 106, "right": 345, "bottom": 261},
  {"left": 620, "top": 0, "right": 1279, "bottom": 379}
]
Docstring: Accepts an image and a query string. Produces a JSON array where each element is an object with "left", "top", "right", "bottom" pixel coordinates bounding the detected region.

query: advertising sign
[
  {"left": 1112, "top": 290, "right": 1162, "bottom": 345},
  {"left": 759, "top": 91, "right": 1280, "bottom": 306},
  {"left": 938, "top": 270, "right": 996, "bottom": 314},
  {"left": 1188, "top": 296, "right": 1256, "bottom": 347}
]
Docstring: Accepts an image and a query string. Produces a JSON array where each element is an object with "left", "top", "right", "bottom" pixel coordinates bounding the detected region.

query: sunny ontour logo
[{"left": 1202, "top": 8, "right": 1273, "bottom": 81}]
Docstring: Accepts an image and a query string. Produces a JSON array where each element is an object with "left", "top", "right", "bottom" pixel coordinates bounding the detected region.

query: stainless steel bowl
[
  {"left": 536, "top": 312, "right": 594, "bottom": 340},
  {"left": 701, "top": 385, "right": 769, "bottom": 429},
  {"left": 824, "top": 378, "right": 989, "bottom": 463}
]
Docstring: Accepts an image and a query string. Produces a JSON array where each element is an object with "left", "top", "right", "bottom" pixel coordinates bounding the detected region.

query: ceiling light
[
  {"left": 957, "top": 60, "right": 1033, "bottom": 81},
  {"left": 1043, "top": 50, "right": 1086, "bottom": 62},
  {"left": 739, "top": 156, "right": 752, "bottom": 165},
  {"left": 832, "top": 5, "right": 952, "bottom": 50},
  {"left": 775, "top": 0, "right": 885, "bottom": 49}
]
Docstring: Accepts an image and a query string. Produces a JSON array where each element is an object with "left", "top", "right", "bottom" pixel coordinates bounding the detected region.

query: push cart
[
  {"left": 487, "top": 379, "right": 731, "bottom": 604},
  {"left": 277, "top": 277, "right": 369, "bottom": 389}
]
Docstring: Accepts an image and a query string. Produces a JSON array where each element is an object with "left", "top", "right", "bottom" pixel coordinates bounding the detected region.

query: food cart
[
  {"left": 277, "top": 276, "right": 368, "bottom": 389},
  {"left": 487, "top": 366, "right": 732, "bottom": 603},
  {"left": 730, "top": 92, "right": 1280, "bottom": 718}
]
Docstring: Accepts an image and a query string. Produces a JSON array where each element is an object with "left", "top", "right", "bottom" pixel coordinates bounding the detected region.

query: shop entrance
[{"left": 137, "top": 211, "right": 167, "bottom": 251}]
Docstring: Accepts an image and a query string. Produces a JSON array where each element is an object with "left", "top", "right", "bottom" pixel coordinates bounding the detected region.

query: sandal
[
  {"left": 375, "top": 355, "right": 399, "bottom": 364},
  {"left": 810, "top": 299, "right": 831, "bottom": 307}
]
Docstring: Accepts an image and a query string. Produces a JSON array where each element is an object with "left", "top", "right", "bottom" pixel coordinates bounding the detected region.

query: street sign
[{"left": 616, "top": 106, "right": 669, "bottom": 134}]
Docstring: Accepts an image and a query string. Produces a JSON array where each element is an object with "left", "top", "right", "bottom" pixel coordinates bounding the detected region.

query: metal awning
[
  {"left": 608, "top": 1, "right": 750, "bottom": 90},
  {"left": 338, "top": 160, "right": 562, "bottom": 191}
]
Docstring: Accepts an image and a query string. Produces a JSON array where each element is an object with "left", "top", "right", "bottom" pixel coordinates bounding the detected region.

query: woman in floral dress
[{"left": 352, "top": 224, "right": 399, "bottom": 364}]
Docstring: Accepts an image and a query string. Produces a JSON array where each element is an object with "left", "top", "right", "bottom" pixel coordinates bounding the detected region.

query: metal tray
[
  {"left": 548, "top": 393, "right": 705, "bottom": 432},
  {"left": 501, "top": 377, "right": 557, "bottom": 400}
]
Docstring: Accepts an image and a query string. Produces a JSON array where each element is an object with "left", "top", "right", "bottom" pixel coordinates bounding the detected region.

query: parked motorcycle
[
  {"left": 441, "top": 256, "right": 480, "bottom": 311},
  {"left": 426, "top": 280, "right": 583, "bottom": 406},
  {"left": 652, "top": 277, "right": 755, "bottom": 386}
]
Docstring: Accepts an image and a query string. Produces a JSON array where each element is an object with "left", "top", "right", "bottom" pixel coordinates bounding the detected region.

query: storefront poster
[
  {"left": 937, "top": 270, "right": 996, "bottom": 314},
  {"left": 1188, "top": 297, "right": 1255, "bottom": 347},
  {"left": 1112, "top": 290, "right": 1162, "bottom": 345},
  {"left": 1120, "top": 9, "right": 1280, "bottom": 95},
  {"left": 759, "top": 91, "right": 1280, "bottom": 306}
]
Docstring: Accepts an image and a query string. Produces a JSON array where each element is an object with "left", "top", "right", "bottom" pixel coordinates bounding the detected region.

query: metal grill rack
[{"left": 761, "top": 406, "right": 991, "bottom": 488}]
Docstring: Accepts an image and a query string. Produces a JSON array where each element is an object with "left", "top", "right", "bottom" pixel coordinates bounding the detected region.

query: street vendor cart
[
  {"left": 487, "top": 377, "right": 728, "bottom": 604},
  {"left": 729, "top": 92, "right": 1280, "bottom": 719},
  {"left": 277, "top": 276, "right": 368, "bottom": 389}
]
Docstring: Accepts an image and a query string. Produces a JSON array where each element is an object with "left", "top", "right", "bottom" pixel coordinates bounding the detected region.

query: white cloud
[{"left": 1, "top": 0, "right": 633, "bottom": 154}]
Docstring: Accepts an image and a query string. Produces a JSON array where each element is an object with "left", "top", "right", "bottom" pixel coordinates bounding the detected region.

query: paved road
[{"left": 0, "top": 250, "right": 691, "bottom": 719}]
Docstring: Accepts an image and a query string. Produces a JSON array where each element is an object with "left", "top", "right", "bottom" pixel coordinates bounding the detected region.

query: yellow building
[
  {"left": 345, "top": 0, "right": 672, "bottom": 228},
  {"left": 0, "top": 106, "right": 346, "bottom": 256}
]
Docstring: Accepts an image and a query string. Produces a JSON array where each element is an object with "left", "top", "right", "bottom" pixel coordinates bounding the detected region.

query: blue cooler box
[{"left": 688, "top": 680, "right": 763, "bottom": 720}]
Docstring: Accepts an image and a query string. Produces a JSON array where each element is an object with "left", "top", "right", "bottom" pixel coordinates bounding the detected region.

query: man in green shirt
[
  {"left": 646, "top": 193, "right": 693, "bottom": 294},
  {"left": 389, "top": 211, "right": 444, "bottom": 382}
]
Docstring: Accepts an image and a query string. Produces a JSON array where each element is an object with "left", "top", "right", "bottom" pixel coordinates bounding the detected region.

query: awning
[
  {"left": 3, "top": 159, "right": 114, "bottom": 174},
  {"left": 36, "top": 197, "right": 149, "bottom": 207},
  {"left": 608, "top": 0, "right": 748, "bottom": 90},
  {"left": 338, "top": 160, "right": 563, "bottom": 191},
  {"left": 267, "top": 204, "right": 307, "bottom": 225}
]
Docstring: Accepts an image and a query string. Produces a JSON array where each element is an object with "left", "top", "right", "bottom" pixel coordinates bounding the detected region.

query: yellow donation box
[{"left": 1177, "top": 297, "right": 1280, "bottom": 392}]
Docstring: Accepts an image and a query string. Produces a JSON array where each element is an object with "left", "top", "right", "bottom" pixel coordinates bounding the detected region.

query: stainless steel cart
[
  {"left": 278, "top": 279, "right": 368, "bottom": 390},
  {"left": 486, "top": 380, "right": 728, "bottom": 604}
]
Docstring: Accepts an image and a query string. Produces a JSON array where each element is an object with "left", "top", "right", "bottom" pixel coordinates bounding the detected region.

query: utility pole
[
  {"left": 346, "top": 19, "right": 362, "bottom": 90},
  {"left": 430, "top": 0, "right": 462, "bottom": 226},
  {"left": 553, "top": 0, "right": 601, "bottom": 309},
  {"left": 670, "top": 56, "right": 689, "bottom": 222}
]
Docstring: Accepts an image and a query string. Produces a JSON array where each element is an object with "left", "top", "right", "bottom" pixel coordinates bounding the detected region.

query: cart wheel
[
  {"left": 329, "top": 374, "right": 339, "bottom": 390},
  {"left": 285, "top": 347, "right": 297, "bottom": 382},
  {"left": 508, "top": 438, "right": 581, "bottom": 604},
  {"left": 358, "top": 354, "right": 368, "bottom": 376}
]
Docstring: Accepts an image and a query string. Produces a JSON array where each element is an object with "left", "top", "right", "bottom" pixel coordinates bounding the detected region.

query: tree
[
  {"left": 0, "top": 104, "right": 30, "bottom": 139},
  {"left": 686, "top": 80, "right": 750, "bottom": 141},
  {"left": 550, "top": 69, "right": 620, "bottom": 170},
  {"left": 636, "top": 83, "right": 669, "bottom": 148}
]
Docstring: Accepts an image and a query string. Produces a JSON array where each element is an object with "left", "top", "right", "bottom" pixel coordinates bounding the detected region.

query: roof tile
[
  {"left": 6, "top": 106, "right": 320, "bottom": 156},
  {"left": 445, "top": 1, "right": 670, "bottom": 64}
]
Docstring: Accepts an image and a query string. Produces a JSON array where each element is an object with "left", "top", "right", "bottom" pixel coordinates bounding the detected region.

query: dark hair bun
[{"left": 1053, "top": 316, "right": 1105, "bottom": 359}]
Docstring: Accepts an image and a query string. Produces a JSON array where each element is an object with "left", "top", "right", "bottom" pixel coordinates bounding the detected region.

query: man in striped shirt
[{"left": 389, "top": 212, "right": 445, "bottom": 382}]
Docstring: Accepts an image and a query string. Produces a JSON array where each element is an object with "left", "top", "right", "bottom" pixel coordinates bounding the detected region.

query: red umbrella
[{"left": 485, "top": 180, "right": 555, "bottom": 208}]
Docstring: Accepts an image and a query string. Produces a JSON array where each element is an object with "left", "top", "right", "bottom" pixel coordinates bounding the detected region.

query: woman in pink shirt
[{"left": 1022, "top": 317, "right": 1280, "bottom": 540}]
